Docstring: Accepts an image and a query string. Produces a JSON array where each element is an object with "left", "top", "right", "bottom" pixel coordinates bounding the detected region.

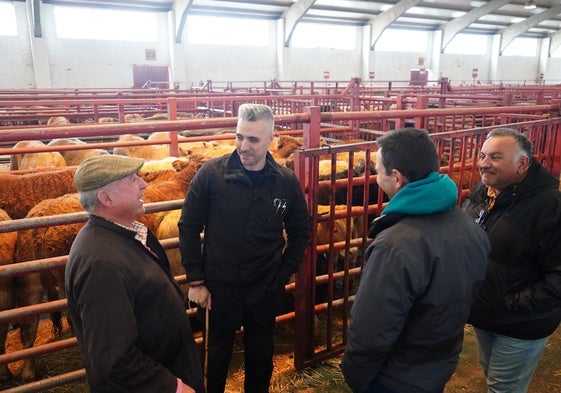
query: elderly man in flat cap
[{"left": 65, "top": 154, "right": 205, "bottom": 393}]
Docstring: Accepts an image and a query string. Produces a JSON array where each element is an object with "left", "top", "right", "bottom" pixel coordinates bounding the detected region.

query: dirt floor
[{"left": 2, "top": 318, "right": 561, "bottom": 392}]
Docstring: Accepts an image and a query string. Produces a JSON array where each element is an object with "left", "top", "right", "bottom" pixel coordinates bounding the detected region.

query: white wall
[
  {"left": 1, "top": 3, "right": 171, "bottom": 88},
  {"left": 178, "top": 21, "right": 277, "bottom": 86},
  {"left": 3, "top": 3, "right": 561, "bottom": 89},
  {"left": 47, "top": 6, "right": 170, "bottom": 88},
  {"left": 281, "top": 47, "right": 362, "bottom": 81},
  {"left": 495, "top": 56, "right": 540, "bottom": 84},
  {"left": 545, "top": 57, "right": 561, "bottom": 84},
  {"left": 181, "top": 44, "right": 277, "bottom": 85},
  {"left": 0, "top": 2, "right": 34, "bottom": 88},
  {"left": 370, "top": 51, "right": 424, "bottom": 82},
  {"left": 440, "top": 54, "right": 489, "bottom": 85},
  {"left": 278, "top": 27, "right": 363, "bottom": 82}
]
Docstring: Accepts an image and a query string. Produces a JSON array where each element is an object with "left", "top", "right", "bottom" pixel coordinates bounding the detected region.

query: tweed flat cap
[{"left": 74, "top": 155, "right": 144, "bottom": 192}]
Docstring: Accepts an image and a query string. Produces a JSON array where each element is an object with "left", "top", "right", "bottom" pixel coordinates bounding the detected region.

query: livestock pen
[
  {"left": 0, "top": 102, "right": 560, "bottom": 392},
  {"left": 4, "top": 78, "right": 561, "bottom": 127}
]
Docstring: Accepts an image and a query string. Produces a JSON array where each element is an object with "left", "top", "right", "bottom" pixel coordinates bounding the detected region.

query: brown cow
[{"left": 0, "top": 208, "right": 17, "bottom": 382}]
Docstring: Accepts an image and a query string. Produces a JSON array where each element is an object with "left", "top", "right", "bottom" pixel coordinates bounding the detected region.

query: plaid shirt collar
[{"left": 111, "top": 220, "right": 149, "bottom": 247}]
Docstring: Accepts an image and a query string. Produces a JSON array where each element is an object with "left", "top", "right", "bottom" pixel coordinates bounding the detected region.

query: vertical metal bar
[{"left": 166, "top": 98, "right": 179, "bottom": 157}]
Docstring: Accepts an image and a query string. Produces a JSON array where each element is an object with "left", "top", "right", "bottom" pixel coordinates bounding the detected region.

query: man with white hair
[{"left": 66, "top": 154, "right": 205, "bottom": 393}]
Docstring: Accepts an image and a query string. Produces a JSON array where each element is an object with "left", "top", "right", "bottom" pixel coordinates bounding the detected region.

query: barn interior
[{"left": 1, "top": 0, "right": 561, "bottom": 392}]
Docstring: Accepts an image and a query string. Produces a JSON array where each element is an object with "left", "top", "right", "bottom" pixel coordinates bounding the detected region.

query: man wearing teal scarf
[{"left": 342, "top": 128, "right": 490, "bottom": 393}]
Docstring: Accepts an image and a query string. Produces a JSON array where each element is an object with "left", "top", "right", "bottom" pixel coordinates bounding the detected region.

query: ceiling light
[{"left": 524, "top": 0, "right": 537, "bottom": 10}]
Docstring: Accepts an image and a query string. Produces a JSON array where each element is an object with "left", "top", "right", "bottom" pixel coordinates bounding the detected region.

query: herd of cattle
[{"left": 0, "top": 115, "right": 369, "bottom": 383}]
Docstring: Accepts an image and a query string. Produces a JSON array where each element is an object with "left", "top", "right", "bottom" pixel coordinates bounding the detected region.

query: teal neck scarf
[{"left": 382, "top": 172, "right": 458, "bottom": 216}]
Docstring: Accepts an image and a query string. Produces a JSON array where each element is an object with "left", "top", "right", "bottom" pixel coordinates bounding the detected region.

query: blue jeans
[{"left": 474, "top": 328, "right": 548, "bottom": 393}]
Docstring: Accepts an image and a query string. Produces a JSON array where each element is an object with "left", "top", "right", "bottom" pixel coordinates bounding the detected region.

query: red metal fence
[
  {"left": 0, "top": 104, "right": 560, "bottom": 391},
  {"left": 3, "top": 78, "right": 561, "bottom": 127},
  {"left": 292, "top": 109, "right": 561, "bottom": 370}
]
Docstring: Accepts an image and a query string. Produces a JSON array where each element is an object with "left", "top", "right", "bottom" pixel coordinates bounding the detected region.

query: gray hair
[
  {"left": 237, "top": 104, "right": 274, "bottom": 133},
  {"left": 78, "top": 188, "right": 101, "bottom": 213},
  {"left": 486, "top": 128, "right": 533, "bottom": 162}
]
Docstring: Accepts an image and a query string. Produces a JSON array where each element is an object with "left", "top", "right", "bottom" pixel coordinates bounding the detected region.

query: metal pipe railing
[{"left": 2, "top": 107, "right": 561, "bottom": 391}]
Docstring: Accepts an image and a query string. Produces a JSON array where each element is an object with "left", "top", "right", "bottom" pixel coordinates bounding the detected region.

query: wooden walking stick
[{"left": 204, "top": 307, "right": 209, "bottom": 391}]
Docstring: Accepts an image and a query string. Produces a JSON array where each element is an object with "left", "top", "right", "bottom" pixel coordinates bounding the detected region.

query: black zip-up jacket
[
  {"left": 463, "top": 160, "right": 561, "bottom": 339},
  {"left": 178, "top": 150, "right": 310, "bottom": 290}
]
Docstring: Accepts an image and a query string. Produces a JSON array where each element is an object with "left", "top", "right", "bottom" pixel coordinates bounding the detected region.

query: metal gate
[
  {"left": 0, "top": 104, "right": 560, "bottom": 390},
  {"left": 291, "top": 110, "right": 561, "bottom": 370}
]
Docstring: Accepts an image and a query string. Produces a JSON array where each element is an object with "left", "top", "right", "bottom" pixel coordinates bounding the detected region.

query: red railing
[{"left": 0, "top": 104, "right": 560, "bottom": 391}]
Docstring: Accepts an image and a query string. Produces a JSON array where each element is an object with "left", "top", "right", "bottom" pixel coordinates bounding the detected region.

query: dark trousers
[
  {"left": 361, "top": 379, "right": 397, "bottom": 393},
  {"left": 204, "top": 289, "right": 276, "bottom": 393},
  {"left": 362, "top": 379, "right": 444, "bottom": 393}
]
